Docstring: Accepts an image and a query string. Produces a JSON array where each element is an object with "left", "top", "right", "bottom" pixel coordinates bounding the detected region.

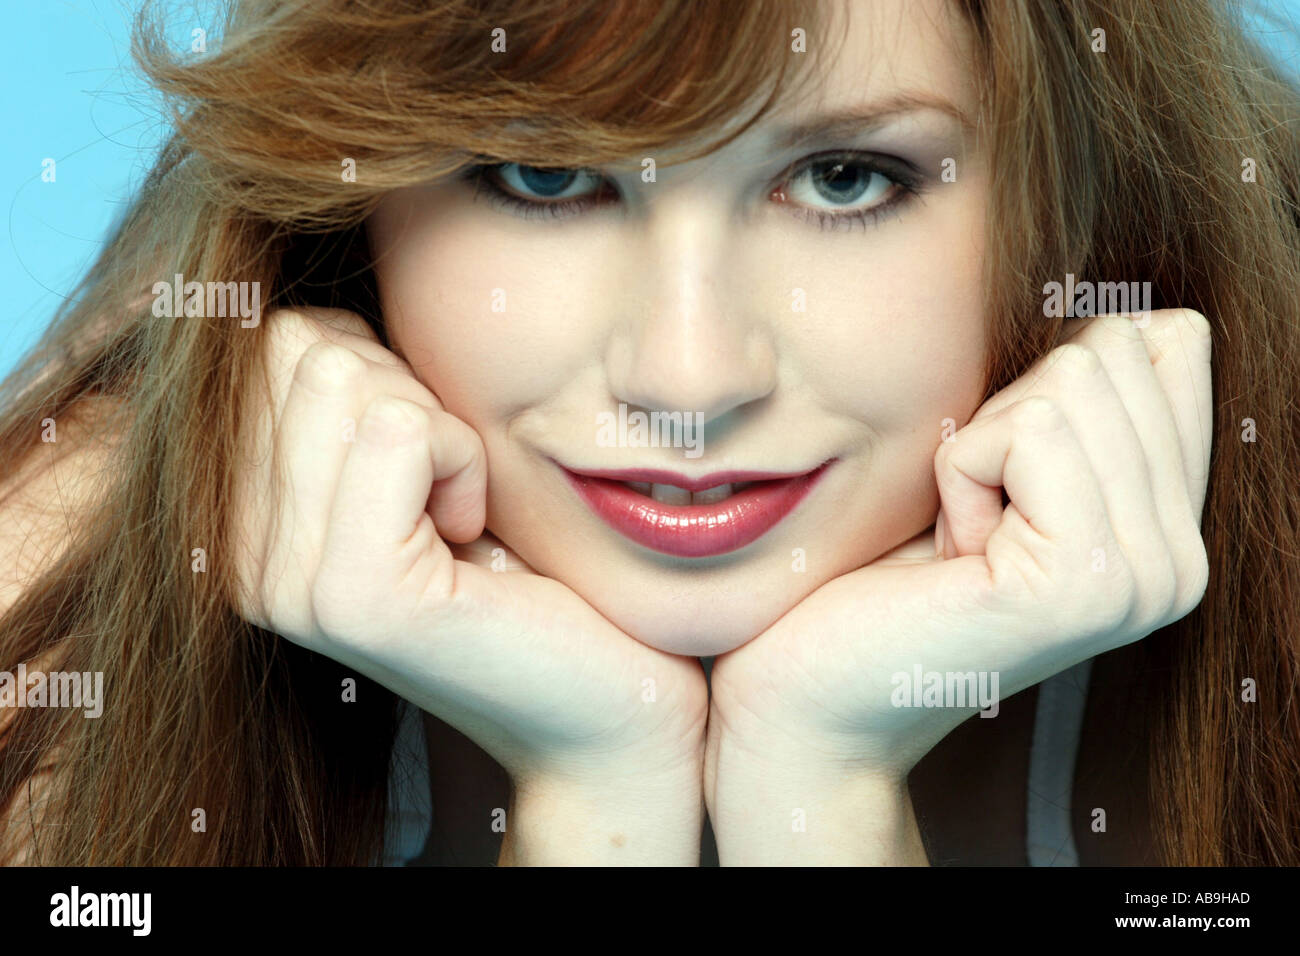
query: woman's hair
[{"left": 0, "top": 0, "right": 1295, "bottom": 865}]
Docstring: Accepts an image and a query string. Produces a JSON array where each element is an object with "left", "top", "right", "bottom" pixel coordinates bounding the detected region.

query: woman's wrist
[
  {"left": 498, "top": 759, "right": 704, "bottom": 866},
  {"left": 705, "top": 728, "right": 929, "bottom": 866}
]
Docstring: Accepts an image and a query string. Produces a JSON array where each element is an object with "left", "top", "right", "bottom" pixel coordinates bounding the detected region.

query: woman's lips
[{"left": 560, "top": 462, "right": 834, "bottom": 558}]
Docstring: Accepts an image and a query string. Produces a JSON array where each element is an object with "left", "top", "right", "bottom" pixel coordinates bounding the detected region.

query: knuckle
[
  {"left": 361, "top": 395, "right": 427, "bottom": 438},
  {"left": 231, "top": 567, "right": 271, "bottom": 632},
  {"left": 1142, "top": 554, "right": 1180, "bottom": 622},
  {"left": 1049, "top": 342, "right": 1104, "bottom": 379},
  {"left": 1010, "top": 395, "right": 1068, "bottom": 433},
  {"left": 311, "top": 306, "right": 378, "bottom": 340},
  {"left": 1095, "top": 313, "right": 1143, "bottom": 340},
  {"left": 294, "top": 341, "right": 367, "bottom": 394},
  {"left": 266, "top": 306, "right": 310, "bottom": 331},
  {"left": 1086, "top": 550, "right": 1138, "bottom": 635},
  {"left": 263, "top": 307, "right": 310, "bottom": 352},
  {"left": 1174, "top": 307, "right": 1212, "bottom": 346},
  {"left": 1175, "top": 535, "right": 1211, "bottom": 617}
]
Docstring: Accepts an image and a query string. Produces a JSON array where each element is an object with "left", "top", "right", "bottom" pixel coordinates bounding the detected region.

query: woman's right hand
[{"left": 231, "top": 307, "right": 707, "bottom": 863}]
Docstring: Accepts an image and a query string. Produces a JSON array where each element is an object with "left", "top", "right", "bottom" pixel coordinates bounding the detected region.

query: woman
[{"left": 0, "top": 0, "right": 1296, "bottom": 866}]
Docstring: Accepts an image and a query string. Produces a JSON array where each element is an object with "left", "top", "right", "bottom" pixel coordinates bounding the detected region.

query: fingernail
[{"left": 934, "top": 511, "right": 946, "bottom": 559}]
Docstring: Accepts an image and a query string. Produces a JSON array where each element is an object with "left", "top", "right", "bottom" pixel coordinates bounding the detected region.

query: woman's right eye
[
  {"left": 491, "top": 163, "right": 607, "bottom": 201},
  {"left": 463, "top": 162, "right": 618, "bottom": 219}
]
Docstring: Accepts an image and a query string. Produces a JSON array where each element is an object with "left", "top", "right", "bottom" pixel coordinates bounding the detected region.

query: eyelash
[
  {"left": 775, "top": 151, "right": 924, "bottom": 231},
  {"left": 459, "top": 152, "right": 925, "bottom": 231},
  {"left": 462, "top": 165, "right": 614, "bottom": 221}
]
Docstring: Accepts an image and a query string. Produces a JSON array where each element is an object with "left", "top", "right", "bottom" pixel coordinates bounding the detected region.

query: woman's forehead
[
  {"left": 780, "top": 0, "right": 978, "bottom": 120},
  {"left": 639, "top": 0, "right": 980, "bottom": 170},
  {"left": 407, "top": 0, "right": 981, "bottom": 174}
]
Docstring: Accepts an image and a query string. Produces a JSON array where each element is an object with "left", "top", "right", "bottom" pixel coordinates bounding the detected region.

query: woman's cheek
[
  {"left": 388, "top": 256, "right": 617, "bottom": 427},
  {"left": 811, "top": 288, "right": 984, "bottom": 433}
]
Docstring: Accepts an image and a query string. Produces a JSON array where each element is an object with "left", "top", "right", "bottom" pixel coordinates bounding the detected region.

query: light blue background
[{"left": 2, "top": 0, "right": 1298, "bottom": 381}]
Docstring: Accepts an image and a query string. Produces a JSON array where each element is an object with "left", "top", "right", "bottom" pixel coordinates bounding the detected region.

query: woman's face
[{"left": 366, "top": 0, "right": 988, "bottom": 656}]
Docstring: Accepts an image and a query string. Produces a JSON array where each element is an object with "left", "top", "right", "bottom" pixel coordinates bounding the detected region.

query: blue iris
[
  {"left": 810, "top": 161, "right": 871, "bottom": 204},
  {"left": 517, "top": 166, "right": 578, "bottom": 197}
]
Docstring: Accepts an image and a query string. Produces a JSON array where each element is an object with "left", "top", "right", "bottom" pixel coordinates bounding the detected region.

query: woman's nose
[{"left": 603, "top": 204, "right": 778, "bottom": 427}]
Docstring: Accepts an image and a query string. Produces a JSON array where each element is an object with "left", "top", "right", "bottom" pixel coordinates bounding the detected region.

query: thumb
[{"left": 934, "top": 437, "right": 1003, "bottom": 558}]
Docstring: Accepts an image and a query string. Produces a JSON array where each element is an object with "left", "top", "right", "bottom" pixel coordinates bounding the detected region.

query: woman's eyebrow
[{"left": 772, "top": 91, "right": 974, "bottom": 148}]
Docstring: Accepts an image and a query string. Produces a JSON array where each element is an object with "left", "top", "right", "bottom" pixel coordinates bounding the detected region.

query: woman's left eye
[{"left": 774, "top": 154, "right": 917, "bottom": 218}]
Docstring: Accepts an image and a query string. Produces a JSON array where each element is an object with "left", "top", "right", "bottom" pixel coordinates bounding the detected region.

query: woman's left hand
[{"left": 704, "top": 309, "right": 1214, "bottom": 864}]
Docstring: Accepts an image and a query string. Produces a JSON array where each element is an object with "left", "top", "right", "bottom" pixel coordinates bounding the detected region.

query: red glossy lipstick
[{"left": 561, "top": 462, "right": 833, "bottom": 558}]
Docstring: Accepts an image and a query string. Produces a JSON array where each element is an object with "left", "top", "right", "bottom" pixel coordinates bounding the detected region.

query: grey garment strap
[
  {"left": 382, "top": 702, "right": 434, "bottom": 866},
  {"left": 1026, "top": 657, "right": 1093, "bottom": 867}
]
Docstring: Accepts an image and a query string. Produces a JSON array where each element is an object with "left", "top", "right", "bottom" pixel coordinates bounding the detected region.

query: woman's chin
[
  {"left": 635, "top": 628, "right": 758, "bottom": 658},
  {"left": 596, "top": 597, "right": 784, "bottom": 658}
]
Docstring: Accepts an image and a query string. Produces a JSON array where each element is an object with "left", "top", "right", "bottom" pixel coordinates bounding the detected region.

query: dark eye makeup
[{"left": 459, "top": 150, "right": 927, "bottom": 231}]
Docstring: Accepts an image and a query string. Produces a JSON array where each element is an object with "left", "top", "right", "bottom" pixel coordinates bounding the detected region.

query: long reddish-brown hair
[{"left": 0, "top": 0, "right": 1296, "bottom": 865}]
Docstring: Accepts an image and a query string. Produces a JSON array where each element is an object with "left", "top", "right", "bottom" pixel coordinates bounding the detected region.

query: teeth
[
  {"left": 691, "top": 483, "right": 733, "bottom": 505},
  {"left": 650, "top": 482, "right": 692, "bottom": 505},
  {"left": 619, "top": 479, "right": 751, "bottom": 505}
]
